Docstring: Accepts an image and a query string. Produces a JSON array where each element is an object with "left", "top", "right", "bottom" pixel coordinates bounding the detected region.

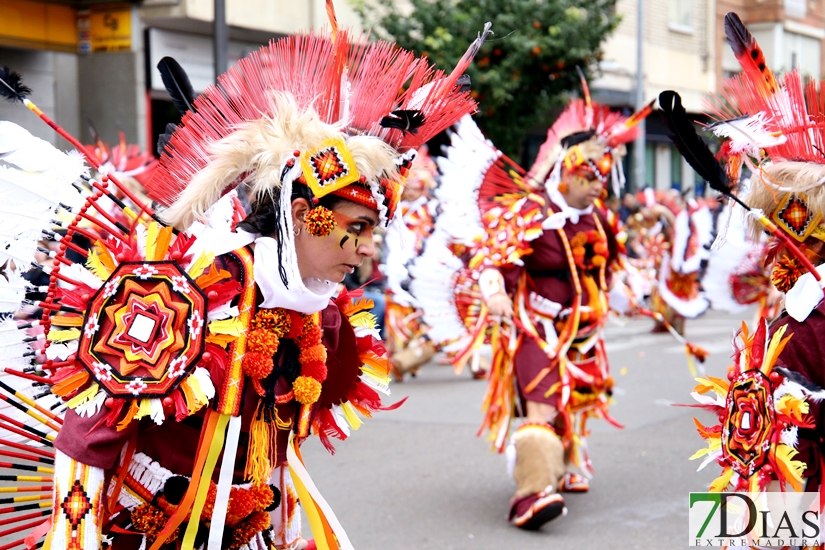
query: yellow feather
[
  {"left": 775, "top": 394, "right": 810, "bottom": 422},
  {"left": 693, "top": 377, "right": 728, "bottom": 396},
  {"left": 66, "top": 383, "right": 99, "bottom": 409},
  {"left": 86, "top": 249, "right": 112, "bottom": 280},
  {"left": 145, "top": 222, "right": 160, "bottom": 261},
  {"left": 208, "top": 318, "right": 244, "bottom": 336},
  {"left": 94, "top": 242, "right": 116, "bottom": 271},
  {"left": 763, "top": 325, "right": 792, "bottom": 374},
  {"left": 134, "top": 399, "right": 154, "bottom": 421},
  {"left": 689, "top": 436, "right": 721, "bottom": 460},
  {"left": 181, "top": 376, "right": 208, "bottom": 411},
  {"left": 340, "top": 401, "right": 363, "bottom": 431},
  {"left": 360, "top": 369, "right": 391, "bottom": 389},
  {"left": 187, "top": 251, "right": 215, "bottom": 279},
  {"left": 709, "top": 467, "right": 734, "bottom": 492},
  {"left": 47, "top": 328, "right": 80, "bottom": 342},
  {"left": 349, "top": 311, "right": 378, "bottom": 330},
  {"left": 775, "top": 444, "right": 806, "bottom": 492}
]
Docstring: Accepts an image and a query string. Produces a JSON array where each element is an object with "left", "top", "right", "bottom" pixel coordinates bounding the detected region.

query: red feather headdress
[
  {"left": 705, "top": 12, "right": 825, "bottom": 241},
  {"left": 147, "top": 25, "right": 490, "bottom": 229},
  {"left": 527, "top": 72, "right": 653, "bottom": 195}
]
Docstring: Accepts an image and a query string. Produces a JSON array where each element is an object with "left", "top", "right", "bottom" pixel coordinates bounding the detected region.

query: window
[
  {"left": 784, "top": 31, "right": 820, "bottom": 76},
  {"left": 670, "top": 147, "right": 682, "bottom": 192},
  {"left": 645, "top": 142, "right": 656, "bottom": 189},
  {"left": 785, "top": 0, "right": 806, "bottom": 19},
  {"left": 668, "top": 0, "right": 692, "bottom": 31},
  {"left": 695, "top": 166, "right": 706, "bottom": 197}
]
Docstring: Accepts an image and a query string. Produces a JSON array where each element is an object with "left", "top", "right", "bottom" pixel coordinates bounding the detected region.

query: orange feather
[{"left": 325, "top": 0, "right": 338, "bottom": 42}]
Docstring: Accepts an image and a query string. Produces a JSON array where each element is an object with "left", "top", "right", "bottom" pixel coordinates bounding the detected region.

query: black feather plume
[
  {"left": 157, "top": 123, "right": 178, "bottom": 157},
  {"left": 157, "top": 57, "right": 196, "bottom": 116},
  {"left": 658, "top": 91, "right": 731, "bottom": 196},
  {"left": 456, "top": 74, "right": 471, "bottom": 94},
  {"left": 380, "top": 110, "right": 425, "bottom": 135},
  {"left": 0, "top": 66, "right": 31, "bottom": 102}
]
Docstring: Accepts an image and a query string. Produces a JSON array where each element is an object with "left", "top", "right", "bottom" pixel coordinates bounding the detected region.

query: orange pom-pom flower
[
  {"left": 304, "top": 206, "right": 336, "bottom": 237},
  {"left": 293, "top": 375, "right": 322, "bottom": 404},
  {"left": 242, "top": 351, "right": 273, "bottom": 380},
  {"left": 299, "top": 343, "right": 327, "bottom": 364},
  {"left": 247, "top": 329, "right": 279, "bottom": 356}
]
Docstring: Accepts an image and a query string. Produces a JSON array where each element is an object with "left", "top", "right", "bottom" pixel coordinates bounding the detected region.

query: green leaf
[{"left": 354, "top": 0, "right": 621, "bottom": 157}]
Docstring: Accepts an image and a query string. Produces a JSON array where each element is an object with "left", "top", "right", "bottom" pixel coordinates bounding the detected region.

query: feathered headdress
[
  {"left": 527, "top": 69, "right": 654, "bottom": 196},
  {"left": 148, "top": 23, "right": 491, "bottom": 234},
  {"left": 705, "top": 12, "right": 825, "bottom": 241},
  {"left": 403, "top": 146, "right": 438, "bottom": 196},
  {"left": 660, "top": 13, "right": 825, "bottom": 317},
  {"left": 87, "top": 127, "right": 158, "bottom": 187}
]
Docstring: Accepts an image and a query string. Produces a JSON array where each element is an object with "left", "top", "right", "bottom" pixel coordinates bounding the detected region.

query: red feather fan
[{"left": 147, "top": 26, "right": 487, "bottom": 206}]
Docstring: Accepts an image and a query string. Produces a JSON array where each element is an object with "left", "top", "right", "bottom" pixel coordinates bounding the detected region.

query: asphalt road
[{"left": 299, "top": 310, "right": 749, "bottom": 549}]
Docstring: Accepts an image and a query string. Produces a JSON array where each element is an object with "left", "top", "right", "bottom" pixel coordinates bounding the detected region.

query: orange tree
[{"left": 355, "top": 0, "right": 621, "bottom": 157}]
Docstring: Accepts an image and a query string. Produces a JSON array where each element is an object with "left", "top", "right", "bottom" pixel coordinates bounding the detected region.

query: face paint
[
  {"left": 571, "top": 173, "right": 601, "bottom": 189},
  {"left": 330, "top": 210, "right": 375, "bottom": 253}
]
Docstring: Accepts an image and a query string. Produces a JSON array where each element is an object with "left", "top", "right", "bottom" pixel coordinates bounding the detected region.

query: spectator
[{"left": 619, "top": 192, "right": 638, "bottom": 223}]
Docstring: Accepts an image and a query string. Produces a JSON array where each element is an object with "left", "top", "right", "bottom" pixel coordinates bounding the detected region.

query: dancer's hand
[{"left": 487, "top": 292, "right": 513, "bottom": 319}]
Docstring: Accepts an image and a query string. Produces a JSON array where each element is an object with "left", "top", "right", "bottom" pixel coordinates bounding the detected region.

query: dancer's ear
[{"left": 291, "top": 197, "right": 311, "bottom": 227}]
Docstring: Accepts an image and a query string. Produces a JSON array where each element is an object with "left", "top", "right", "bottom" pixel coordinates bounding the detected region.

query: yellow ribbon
[
  {"left": 286, "top": 434, "right": 354, "bottom": 550},
  {"left": 180, "top": 413, "right": 230, "bottom": 550}
]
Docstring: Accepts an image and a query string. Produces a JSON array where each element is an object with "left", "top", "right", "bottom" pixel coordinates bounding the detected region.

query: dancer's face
[
  {"left": 561, "top": 166, "right": 604, "bottom": 210},
  {"left": 292, "top": 198, "right": 378, "bottom": 283}
]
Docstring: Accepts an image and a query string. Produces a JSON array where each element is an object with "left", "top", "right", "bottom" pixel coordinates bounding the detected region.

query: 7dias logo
[{"left": 689, "top": 492, "right": 821, "bottom": 547}]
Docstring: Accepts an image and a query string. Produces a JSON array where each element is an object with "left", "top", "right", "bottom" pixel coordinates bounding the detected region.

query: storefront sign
[{"left": 77, "top": 3, "right": 132, "bottom": 53}]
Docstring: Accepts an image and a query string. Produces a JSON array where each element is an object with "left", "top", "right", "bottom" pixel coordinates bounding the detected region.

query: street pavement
[{"left": 300, "top": 310, "right": 749, "bottom": 549}]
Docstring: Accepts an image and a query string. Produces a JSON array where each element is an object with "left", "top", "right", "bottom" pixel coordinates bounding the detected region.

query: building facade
[
  {"left": 592, "top": 0, "right": 825, "bottom": 194},
  {"left": 592, "top": 0, "right": 717, "bottom": 194},
  {"left": 4, "top": 0, "right": 824, "bottom": 192},
  {"left": 0, "top": 0, "right": 362, "bottom": 151}
]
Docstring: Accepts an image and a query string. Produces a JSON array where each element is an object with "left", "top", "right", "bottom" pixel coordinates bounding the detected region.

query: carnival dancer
[
  {"left": 653, "top": 195, "right": 713, "bottom": 333},
  {"left": 702, "top": 199, "right": 781, "bottom": 323},
  {"left": 472, "top": 89, "right": 652, "bottom": 529},
  {"left": 669, "top": 13, "right": 825, "bottom": 538},
  {"left": 0, "top": 11, "right": 490, "bottom": 550},
  {"left": 399, "top": 123, "right": 494, "bottom": 380},
  {"left": 383, "top": 148, "right": 440, "bottom": 380}
]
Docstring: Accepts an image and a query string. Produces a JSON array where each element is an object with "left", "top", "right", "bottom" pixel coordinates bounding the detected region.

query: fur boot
[{"left": 507, "top": 423, "right": 567, "bottom": 530}]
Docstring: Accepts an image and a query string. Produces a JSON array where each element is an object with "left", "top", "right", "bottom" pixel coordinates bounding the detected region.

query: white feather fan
[{"left": 0, "top": 121, "right": 86, "bottom": 275}]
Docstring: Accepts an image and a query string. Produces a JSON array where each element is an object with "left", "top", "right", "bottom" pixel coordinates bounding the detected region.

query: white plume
[
  {"left": 62, "top": 262, "right": 104, "bottom": 290},
  {"left": 0, "top": 270, "right": 38, "bottom": 313},
  {"left": 0, "top": 122, "right": 86, "bottom": 273},
  {"left": 0, "top": 121, "right": 88, "bottom": 183},
  {"left": 708, "top": 113, "right": 787, "bottom": 156},
  {"left": 405, "top": 116, "right": 494, "bottom": 349}
]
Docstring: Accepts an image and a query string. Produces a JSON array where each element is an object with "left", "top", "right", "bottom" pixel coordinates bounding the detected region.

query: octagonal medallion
[{"left": 77, "top": 261, "right": 206, "bottom": 398}]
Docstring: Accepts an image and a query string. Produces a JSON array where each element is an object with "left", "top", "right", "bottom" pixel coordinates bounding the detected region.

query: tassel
[{"left": 244, "top": 401, "right": 275, "bottom": 485}]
